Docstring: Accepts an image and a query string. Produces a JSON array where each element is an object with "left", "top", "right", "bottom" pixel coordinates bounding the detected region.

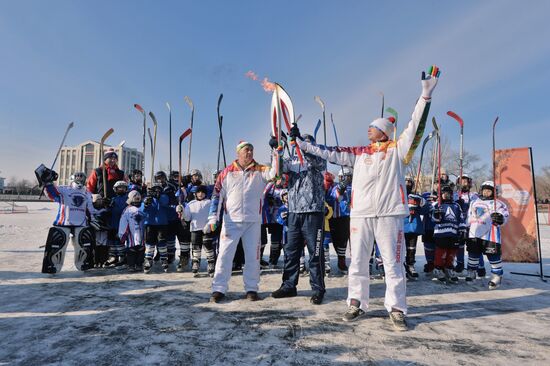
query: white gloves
[{"left": 421, "top": 65, "right": 441, "bottom": 99}]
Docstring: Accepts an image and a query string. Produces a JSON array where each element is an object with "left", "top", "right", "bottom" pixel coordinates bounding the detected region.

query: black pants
[
  {"left": 404, "top": 233, "right": 419, "bottom": 265},
  {"left": 329, "top": 216, "right": 350, "bottom": 257},
  {"left": 261, "top": 223, "right": 284, "bottom": 265},
  {"left": 282, "top": 212, "right": 325, "bottom": 294}
]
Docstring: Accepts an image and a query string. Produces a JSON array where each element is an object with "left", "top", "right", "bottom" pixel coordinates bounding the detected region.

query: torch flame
[
  {"left": 245, "top": 70, "right": 276, "bottom": 93},
  {"left": 245, "top": 70, "right": 258, "bottom": 81}
]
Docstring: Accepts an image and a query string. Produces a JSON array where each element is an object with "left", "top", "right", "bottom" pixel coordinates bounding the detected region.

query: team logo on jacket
[
  {"left": 475, "top": 206, "right": 486, "bottom": 218},
  {"left": 364, "top": 156, "right": 373, "bottom": 165},
  {"left": 71, "top": 195, "right": 85, "bottom": 207},
  {"left": 445, "top": 207, "right": 456, "bottom": 220}
]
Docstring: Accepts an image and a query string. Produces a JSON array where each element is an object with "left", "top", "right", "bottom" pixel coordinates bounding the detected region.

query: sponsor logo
[{"left": 364, "top": 156, "right": 373, "bottom": 165}]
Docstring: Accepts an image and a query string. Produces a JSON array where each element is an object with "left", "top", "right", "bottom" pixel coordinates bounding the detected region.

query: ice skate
[
  {"left": 192, "top": 260, "right": 200, "bottom": 277},
  {"left": 488, "top": 273, "right": 502, "bottom": 290},
  {"left": 405, "top": 264, "right": 419, "bottom": 279},
  {"left": 432, "top": 268, "right": 446, "bottom": 282},
  {"left": 444, "top": 268, "right": 459, "bottom": 283},
  {"left": 465, "top": 269, "right": 476, "bottom": 282},
  {"left": 207, "top": 262, "right": 215, "bottom": 277},
  {"left": 143, "top": 258, "right": 153, "bottom": 274},
  {"left": 161, "top": 259, "right": 169, "bottom": 273},
  {"left": 176, "top": 253, "right": 189, "bottom": 272}
]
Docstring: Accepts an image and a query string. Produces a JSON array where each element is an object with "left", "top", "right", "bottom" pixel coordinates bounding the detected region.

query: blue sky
[{"left": 1, "top": 0, "right": 549, "bottom": 182}]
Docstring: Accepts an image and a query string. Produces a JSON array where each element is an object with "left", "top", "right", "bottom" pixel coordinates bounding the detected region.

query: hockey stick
[
  {"left": 430, "top": 117, "right": 440, "bottom": 195},
  {"left": 314, "top": 96, "right": 327, "bottom": 145},
  {"left": 100, "top": 128, "right": 114, "bottom": 198},
  {"left": 447, "top": 111, "right": 464, "bottom": 187},
  {"left": 184, "top": 96, "right": 195, "bottom": 174},
  {"left": 492, "top": 116, "right": 499, "bottom": 212},
  {"left": 216, "top": 94, "right": 227, "bottom": 171},
  {"left": 39, "top": 121, "right": 75, "bottom": 199},
  {"left": 179, "top": 128, "right": 193, "bottom": 187},
  {"left": 330, "top": 113, "right": 345, "bottom": 176},
  {"left": 133, "top": 104, "right": 146, "bottom": 173},
  {"left": 414, "top": 131, "right": 434, "bottom": 194},
  {"left": 166, "top": 102, "right": 172, "bottom": 174},
  {"left": 313, "top": 119, "right": 321, "bottom": 141},
  {"left": 148, "top": 112, "right": 158, "bottom": 185}
]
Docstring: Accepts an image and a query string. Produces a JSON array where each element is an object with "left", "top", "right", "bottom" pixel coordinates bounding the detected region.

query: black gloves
[
  {"left": 102, "top": 197, "right": 112, "bottom": 209},
  {"left": 34, "top": 164, "right": 59, "bottom": 187},
  {"left": 269, "top": 135, "right": 279, "bottom": 149},
  {"left": 289, "top": 125, "right": 301, "bottom": 140},
  {"left": 181, "top": 174, "right": 192, "bottom": 187},
  {"left": 337, "top": 182, "right": 347, "bottom": 195},
  {"left": 491, "top": 212, "right": 504, "bottom": 225},
  {"left": 433, "top": 209, "right": 444, "bottom": 222},
  {"left": 144, "top": 196, "right": 153, "bottom": 207}
]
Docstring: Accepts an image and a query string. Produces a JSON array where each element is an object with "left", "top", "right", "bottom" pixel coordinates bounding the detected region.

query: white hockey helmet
[
  {"left": 338, "top": 167, "right": 353, "bottom": 177},
  {"left": 113, "top": 180, "right": 128, "bottom": 192},
  {"left": 190, "top": 169, "right": 202, "bottom": 179},
  {"left": 126, "top": 190, "right": 142, "bottom": 205},
  {"left": 70, "top": 172, "right": 87, "bottom": 189}
]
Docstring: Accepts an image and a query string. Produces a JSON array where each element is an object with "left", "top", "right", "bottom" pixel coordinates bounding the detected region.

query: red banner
[{"left": 496, "top": 147, "right": 539, "bottom": 262}]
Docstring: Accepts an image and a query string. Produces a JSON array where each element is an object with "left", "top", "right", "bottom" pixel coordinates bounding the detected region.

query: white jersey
[
  {"left": 183, "top": 199, "right": 212, "bottom": 231},
  {"left": 118, "top": 205, "right": 145, "bottom": 247},
  {"left": 44, "top": 184, "right": 93, "bottom": 227},
  {"left": 467, "top": 198, "right": 509, "bottom": 244},
  {"left": 297, "top": 95, "right": 430, "bottom": 218}
]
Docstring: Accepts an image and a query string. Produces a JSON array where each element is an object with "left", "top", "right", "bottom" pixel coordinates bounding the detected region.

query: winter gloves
[
  {"left": 421, "top": 65, "right": 441, "bottom": 100},
  {"left": 491, "top": 212, "right": 505, "bottom": 226},
  {"left": 203, "top": 219, "right": 217, "bottom": 234}
]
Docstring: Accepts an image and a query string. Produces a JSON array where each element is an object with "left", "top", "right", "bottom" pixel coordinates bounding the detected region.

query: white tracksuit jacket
[
  {"left": 296, "top": 96, "right": 431, "bottom": 218},
  {"left": 183, "top": 199, "right": 212, "bottom": 232}
]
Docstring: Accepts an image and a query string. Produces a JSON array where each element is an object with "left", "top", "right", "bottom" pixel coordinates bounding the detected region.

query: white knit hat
[
  {"left": 369, "top": 116, "right": 396, "bottom": 139},
  {"left": 126, "top": 190, "right": 142, "bottom": 205}
]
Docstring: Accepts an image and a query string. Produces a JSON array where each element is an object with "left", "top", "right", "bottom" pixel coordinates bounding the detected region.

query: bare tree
[{"left": 535, "top": 166, "right": 550, "bottom": 202}]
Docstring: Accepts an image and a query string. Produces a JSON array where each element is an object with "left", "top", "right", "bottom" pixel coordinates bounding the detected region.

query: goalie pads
[
  {"left": 42, "top": 226, "right": 70, "bottom": 274},
  {"left": 74, "top": 227, "right": 96, "bottom": 271}
]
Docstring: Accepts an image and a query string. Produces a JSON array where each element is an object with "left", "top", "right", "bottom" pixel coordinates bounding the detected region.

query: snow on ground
[{"left": 1, "top": 202, "right": 550, "bottom": 365}]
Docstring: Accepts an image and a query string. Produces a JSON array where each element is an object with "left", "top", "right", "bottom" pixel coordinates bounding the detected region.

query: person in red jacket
[{"left": 87, "top": 148, "right": 126, "bottom": 200}]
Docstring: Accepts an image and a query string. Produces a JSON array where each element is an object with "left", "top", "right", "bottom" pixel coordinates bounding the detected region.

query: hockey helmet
[
  {"left": 338, "top": 167, "right": 353, "bottom": 177},
  {"left": 113, "top": 180, "right": 128, "bottom": 192},
  {"left": 154, "top": 171, "right": 167, "bottom": 180},
  {"left": 190, "top": 169, "right": 202, "bottom": 179},
  {"left": 302, "top": 134, "right": 315, "bottom": 144},
  {"left": 195, "top": 185, "right": 208, "bottom": 195},
  {"left": 70, "top": 171, "right": 87, "bottom": 189}
]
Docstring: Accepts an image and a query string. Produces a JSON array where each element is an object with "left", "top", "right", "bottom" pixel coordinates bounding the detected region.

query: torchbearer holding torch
[{"left": 294, "top": 66, "right": 441, "bottom": 331}]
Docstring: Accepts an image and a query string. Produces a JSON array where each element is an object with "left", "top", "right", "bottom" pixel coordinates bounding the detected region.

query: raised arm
[
  {"left": 397, "top": 66, "right": 440, "bottom": 164},
  {"left": 295, "top": 139, "right": 358, "bottom": 167}
]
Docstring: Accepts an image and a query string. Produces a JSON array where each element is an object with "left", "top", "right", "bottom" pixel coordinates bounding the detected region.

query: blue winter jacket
[
  {"left": 141, "top": 194, "right": 170, "bottom": 226},
  {"left": 110, "top": 193, "right": 129, "bottom": 231}
]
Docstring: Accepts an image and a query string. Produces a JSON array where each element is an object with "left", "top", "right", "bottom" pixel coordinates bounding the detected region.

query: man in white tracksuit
[
  {"left": 294, "top": 66, "right": 441, "bottom": 330},
  {"left": 206, "top": 141, "right": 277, "bottom": 303}
]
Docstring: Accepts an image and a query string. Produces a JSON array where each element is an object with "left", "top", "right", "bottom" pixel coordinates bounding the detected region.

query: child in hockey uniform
[
  {"left": 106, "top": 181, "right": 129, "bottom": 268},
  {"left": 182, "top": 185, "right": 216, "bottom": 277},
  {"left": 432, "top": 185, "right": 465, "bottom": 283},
  {"left": 403, "top": 177, "right": 427, "bottom": 279},
  {"left": 276, "top": 190, "right": 291, "bottom": 268},
  {"left": 323, "top": 172, "right": 335, "bottom": 274},
  {"left": 142, "top": 184, "right": 170, "bottom": 273},
  {"left": 466, "top": 181, "right": 509, "bottom": 289},
  {"left": 454, "top": 174, "right": 480, "bottom": 274},
  {"left": 90, "top": 194, "right": 111, "bottom": 267},
  {"left": 118, "top": 190, "right": 146, "bottom": 272},
  {"left": 260, "top": 181, "right": 284, "bottom": 269},
  {"left": 35, "top": 165, "right": 96, "bottom": 273},
  {"left": 328, "top": 168, "right": 353, "bottom": 274},
  {"left": 421, "top": 192, "right": 437, "bottom": 273}
]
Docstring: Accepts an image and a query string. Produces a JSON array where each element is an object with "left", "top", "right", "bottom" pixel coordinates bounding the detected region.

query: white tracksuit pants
[
  {"left": 212, "top": 221, "right": 261, "bottom": 294},
  {"left": 348, "top": 216, "right": 407, "bottom": 314}
]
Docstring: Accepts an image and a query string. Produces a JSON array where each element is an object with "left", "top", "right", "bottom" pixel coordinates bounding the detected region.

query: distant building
[
  {"left": 57, "top": 141, "right": 143, "bottom": 185},
  {"left": 0, "top": 177, "right": 5, "bottom": 193}
]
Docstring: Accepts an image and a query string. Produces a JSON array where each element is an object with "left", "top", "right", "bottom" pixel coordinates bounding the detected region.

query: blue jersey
[
  {"left": 432, "top": 200, "right": 465, "bottom": 239},
  {"left": 141, "top": 194, "right": 170, "bottom": 226},
  {"left": 110, "top": 194, "right": 128, "bottom": 231},
  {"left": 329, "top": 184, "right": 351, "bottom": 218}
]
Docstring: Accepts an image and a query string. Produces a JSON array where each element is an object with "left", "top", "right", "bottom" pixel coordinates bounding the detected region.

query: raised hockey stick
[
  {"left": 100, "top": 128, "right": 114, "bottom": 198},
  {"left": 313, "top": 119, "right": 322, "bottom": 141},
  {"left": 314, "top": 96, "right": 327, "bottom": 145},
  {"left": 330, "top": 113, "right": 345, "bottom": 176},
  {"left": 148, "top": 112, "right": 158, "bottom": 185},
  {"left": 430, "top": 117, "right": 440, "bottom": 195},
  {"left": 39, "top": 121, "right": 75, "bottom": 199},
  {"left": 166, "top": 102, "right": 172, "bottom": 174},
  {"left": 216, "top": 94, "right": 227, "bottom": 171},
  {"left": 133, "top": 104, "right": 146, "bottom": 173},
  {"left": 379, "top": 92, "right": 385, "bottom": 118},
  {"left": 492, "top": 116, "right": 500, "bottom": 212},
  {"left": 179, "top": 128, "right": 193, "bottom": 187},
  {"left": 447, "top": 110, "right": 464, "bottom": 186},
  {"left": 414, "top": 131, "right": 435, "bottom": 194},
  {"left": 184, "top": 96, "right": 195, "bottom": 174}
]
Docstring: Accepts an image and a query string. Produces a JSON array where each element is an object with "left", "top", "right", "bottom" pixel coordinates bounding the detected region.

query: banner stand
[{"left": 510, "top": 148, "right": 548, "bottom": 281}]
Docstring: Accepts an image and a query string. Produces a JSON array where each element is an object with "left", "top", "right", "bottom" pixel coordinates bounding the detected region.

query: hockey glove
[
  {"left": 203, "top": 220, "right": 217, "bottom": 234},
  {"left": 143, "top": 196, "right": 153, "bottom": 207},
  {"left": 181, "top": 174, "right": 192, "bottom": 187},
  {"left": 280, "top": 211, "right": 288, "bottom": 220},
  {"left": 269, "top": 135, "right": 279, "bottom": 149},
  {"left": 34, "top": 164, "right": 59, "bottom": 187},
  {"left": 490, "top": 212, "right": 504, "bottom": 226},
  {"left": 421, "top": 65, "right": 441, "bottom": 99},
  {"left": 102, "top": 197, "right": 112, "bottom": 209},
  {"left": 289, "top": 125, "right": 301, "bottom": 140},
  {"left": 176, "top": 204, "right": 184, "bottom": 214},
  {"left": 337, "top": 182, "right": 347, "bottom": 195},
  {"left": 432, "top": 209, "right": 444, "bottom": 222}
]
